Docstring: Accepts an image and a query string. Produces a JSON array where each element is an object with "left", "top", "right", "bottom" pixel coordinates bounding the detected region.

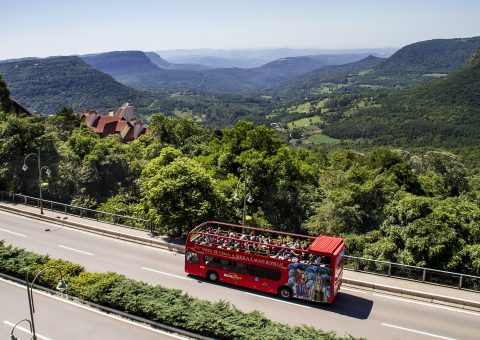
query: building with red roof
[{"left": 80, "top": 103, "right": 146, "bottom": 142}]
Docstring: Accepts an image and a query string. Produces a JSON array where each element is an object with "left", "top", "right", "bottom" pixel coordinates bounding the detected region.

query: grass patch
[
  {"left": 287, "top": 116, "right": 323, "bottom": 128},
  {"left": 304, "top": 134, "right": 341, "bottom": 145}
]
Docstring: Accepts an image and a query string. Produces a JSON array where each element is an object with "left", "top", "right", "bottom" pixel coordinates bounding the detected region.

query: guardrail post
[
  {"left": 24, "top": 196, "right": 27, "bottom": 204},
  {"left": 64, "top": 205, "right": 67, "bottom": 215},
  {"left": 459, "top": 275, "right": 463, "bottom": 289},
  {"left": 422, "top": 269, "right": 426, "bottom": 282},
  {"left": 51, "top": 202, "right": 53, "bottom": 211},
  {"left": 354, "top": 259, "right": 359, "bottom": 271},
  {"left": 388, "top": 263, "right": 392, "bottom": 276}
]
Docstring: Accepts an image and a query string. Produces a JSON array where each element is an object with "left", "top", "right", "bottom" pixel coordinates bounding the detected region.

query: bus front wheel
[
  {"left": 279, "top": 286, "right": 292, "bottom": 299},
  {"left": 207, "top": 271, "right": 219, "bottom": 282}
]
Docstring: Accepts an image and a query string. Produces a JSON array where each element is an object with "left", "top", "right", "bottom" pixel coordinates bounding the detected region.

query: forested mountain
[
  {"left": 373, "top": 36, "right": 480, "bottom": 76},
  {"left": 324, "top": 48, "right": 480, "bottom": 146},
  {"left": 82, "top": 50, "right": 371, "bottom": 92},
  {"left": 0, "top": 56, "right": 155, "bottom": 114}
]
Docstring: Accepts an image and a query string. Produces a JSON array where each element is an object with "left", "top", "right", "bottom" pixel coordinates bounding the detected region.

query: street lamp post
[
  {"left": 23, "top": 148, "right": 51, "bottom": 215},
  {"left": 9, "top": 319, "right": 32, "bottom": 340},
  {"left": 233, "top": 167, "right": 254, "bottom": 225},
  {"left": 26, "top": 266, "right": 68, "bottom": 340}
]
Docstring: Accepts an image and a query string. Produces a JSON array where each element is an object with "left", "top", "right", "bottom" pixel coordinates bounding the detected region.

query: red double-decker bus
[{"left": 184, "top": 221, "right": 345, "bottom": 303}]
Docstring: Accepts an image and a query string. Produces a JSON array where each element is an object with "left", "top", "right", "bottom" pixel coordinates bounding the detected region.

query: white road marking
[
  {"left": 3, "top": 320, "right": 52, "bottom": 340},
  {"left": 141, "top": 267, "right": 193, "bottom": 281},
  {"left": 244, "top": 292, "right": 313, "bottom": 308},
  {"left": 0, "top": 227, "right": 26, "bottom": 237},
  {"left": 373, "top": 293, "right": 480, "bottom": 316},
  {"left": 382, "top": 322, "right": 456, "bottom": 340},
  {"left": 58, "top": 244, "right": 94, "bottom": 256},
  {"left": 341, "top": 287, "right": 368, "bottom": 294},
  {"left": 0, "top": 278, "right": 189, "bottom": 339}
]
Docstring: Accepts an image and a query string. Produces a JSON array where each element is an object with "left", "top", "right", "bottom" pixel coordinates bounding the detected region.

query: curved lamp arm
[
  {"left": 27, "top": 265, "right": 67, "bottom": 314},
  {"left": 22, "top": 152, "right": 38, "bottom": 171},
  {"left": 10, "top": 318, "right": 32, "bottom": 340}
]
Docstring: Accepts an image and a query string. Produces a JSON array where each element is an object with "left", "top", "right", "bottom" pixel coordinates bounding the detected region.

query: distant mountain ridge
[
  {"left": 157, "top": 47, "right": 396, "bottom": 68},
  {"left": 144, "top": 52, "right": 210, "bottom": 71},
  {"left": 81, "top": 50, "right": 372, "bottom": 92}
]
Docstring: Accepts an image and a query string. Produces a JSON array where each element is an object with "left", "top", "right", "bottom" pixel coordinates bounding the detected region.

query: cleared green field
[
  {"left": 287, "top": 116, "right": 323, "bottom": 128},
  {"left": 173, "top": 108, "right": 193, "bottom": 118},
  {"left": 315, "top": 100, "right": 326, "bottom": 109},
  {"left": 304, "top": 134, "right": 341, "bottom": 145},
  {"left": 287, "top": 102, "right": 311, "bottom": 113},
  {"left": 422, "top": 73, "right": 448, "bottom": 78}
]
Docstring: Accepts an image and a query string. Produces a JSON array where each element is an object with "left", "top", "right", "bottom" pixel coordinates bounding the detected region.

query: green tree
[
  {"left": 140, "top": 156, "right": 228, "bottom": 236},
  {"left": 46, "top": 107, "right": 80, "bottom": 140},
  {"left": 0, "top": 74, "right": 11, "bottom": 113}
]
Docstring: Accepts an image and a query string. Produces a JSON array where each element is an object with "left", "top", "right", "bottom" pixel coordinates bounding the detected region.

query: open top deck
[{"left": 188, "top": 221, "right": 342, "bottom": 265}]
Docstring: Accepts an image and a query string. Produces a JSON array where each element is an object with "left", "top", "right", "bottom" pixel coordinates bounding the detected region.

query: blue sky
[{"left": 1, "top": 0, "right": 479, "bottom": 59}]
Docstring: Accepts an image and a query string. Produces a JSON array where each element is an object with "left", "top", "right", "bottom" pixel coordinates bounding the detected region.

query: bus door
[{"left": 185, "top": 251, "right": 203, "bottom": 276}]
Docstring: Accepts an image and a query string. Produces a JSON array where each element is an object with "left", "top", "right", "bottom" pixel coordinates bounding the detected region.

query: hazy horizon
[{"left": 1, "top": 0, "right": 479, "bottom": 60}]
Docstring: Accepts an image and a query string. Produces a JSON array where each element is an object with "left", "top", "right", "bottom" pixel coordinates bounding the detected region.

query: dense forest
[{"left": 1, "top": 74, "right": 479, "bottom": 276}]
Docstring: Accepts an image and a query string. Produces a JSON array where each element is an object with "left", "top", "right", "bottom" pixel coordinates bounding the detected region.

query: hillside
[
  {"left": 360, "top": 36, "right": 480, "bottom": 86},
  {"left": 271, "top": 55, "right": 385, "bottom": 99},
  {"left": 0, "top": 56, "right": 154, "bottom": 114},
  {"left": 323, "top": 48, "right": 480, "bottom": 147},
  {"left": 374, "top": 36, "right": 480, "bottom": 76}
]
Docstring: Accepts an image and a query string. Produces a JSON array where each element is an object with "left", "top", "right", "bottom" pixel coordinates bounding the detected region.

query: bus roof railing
[{"left": 192, "top": 220, "right": 317, "bottom": 240}]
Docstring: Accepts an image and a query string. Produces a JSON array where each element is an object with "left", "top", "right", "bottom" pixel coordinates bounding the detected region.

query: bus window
[
  {"left": 265, "top": 268, "right": 281, "bottom": 281},
  {"left": 186, "top": 252, "right": 199, "bottom": 264},
  {"left": 219, "top": 258, "right": 233, "bottom": 270},
  {"left": 204, "top": 256, "right": 218, "bottom": 267},
  {"left": 233, "top": 262, "right": 248, "bottom": 274},
  {"left": 248, "top": 265, "right": 265, "bottom": 278}
]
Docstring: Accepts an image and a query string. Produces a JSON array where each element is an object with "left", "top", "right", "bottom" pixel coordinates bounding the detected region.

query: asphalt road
[
  {"left": 0, "top": 278, "right": 189, "bottom": 339},
  {"left": 1, "top": 210, "right": 479, "bottom": 340}
]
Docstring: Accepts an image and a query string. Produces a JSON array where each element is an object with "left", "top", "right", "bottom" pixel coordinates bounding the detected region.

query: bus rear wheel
[
  {"left": 207, "top": 270, "right": 219, "bottom": 282},
  {"left": 279, "top": 286, "right": 292, "bottom": 299}
]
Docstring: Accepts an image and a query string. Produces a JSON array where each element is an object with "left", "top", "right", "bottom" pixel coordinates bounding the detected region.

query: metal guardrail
[
  {"left": 1, "top": 191, "right": 479, "bottom": 292},
  {"left": 345, "top": 255, "right": 480, "bottom": 292},
  {"left": 0, "top": 191, "right": 154, "bottom": 234}
]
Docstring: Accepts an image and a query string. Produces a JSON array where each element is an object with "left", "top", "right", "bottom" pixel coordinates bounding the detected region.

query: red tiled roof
[
  {"left": 79, "top": 103, "right": 145, "bottom": 142},
  {"left": 92, "top": 115, "right": 121, "bottom": 133}
]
